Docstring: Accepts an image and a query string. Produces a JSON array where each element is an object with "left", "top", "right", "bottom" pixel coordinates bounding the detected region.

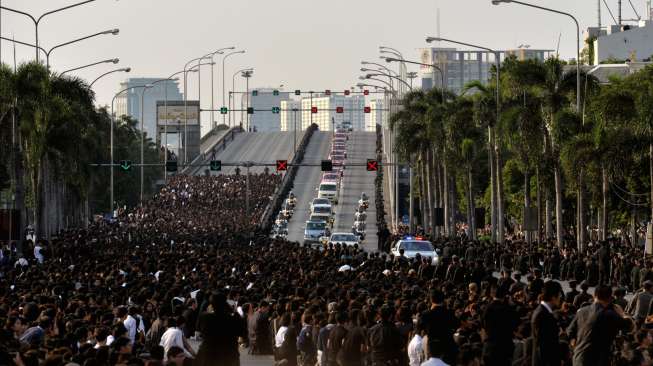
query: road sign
[
  {"left": 325, "top": 89, "right": 331, "bottom": 95},
  {"left": 273, "top": 90, "right": 279, "bottom": 96},
  {"left": 364, "top": 106, "right": 371, "bottom": 113},
  {"left": 344, "top": 90, "right": 350, "bottom": 96},
  {"left": 295, "top": 90, "right": 301, "bottom": 95},
  {"left": 252, "top": 90, "right": 258, "bottom": 96},
  {"left": 166, "top": 161, "right": 178, "bottom": 172},
  {"left": 272, "top": 107, "right": 280, "bottom": 114},
  {"left": 119, "top": 160, "right": 132, "bottom": 172},
  {"left": 210, "top": 160, "right": 222, "bottom": 171},
  {"left": 311, "top": 106, "right": 318, "bottom": 114},
  {"left": 220, "top": 107, "right": 228, "bottom": 114},
  {"left": 247, "top": 107, "right": 254, "bottom": 114},
  {"left": 276, "top": 160, "right": 288, "bottom": 171},
  {"left": 321, "top": 160, "right": 333, "bottom": 171},
  {"left": 363, "top": 90, "right": 369, "bottom": 96},
  {"left": 366, "top": 159, "right": 378, "bottom": 171},
  {"left": 336, "top": 107, "right": 343, "bottom": 113}
]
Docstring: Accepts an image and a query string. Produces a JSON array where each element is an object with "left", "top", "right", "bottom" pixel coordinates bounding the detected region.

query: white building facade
[
  {"left": 248, "top": 88, "right": 290, "bottom": 132},
  {"left": 300, "top": 95, "right": 365, "bottom": 131}
]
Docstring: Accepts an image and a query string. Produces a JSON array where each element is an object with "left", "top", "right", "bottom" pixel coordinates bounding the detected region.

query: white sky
[{"left": 0, "top": 0, "right": 648, "bottom": 110}]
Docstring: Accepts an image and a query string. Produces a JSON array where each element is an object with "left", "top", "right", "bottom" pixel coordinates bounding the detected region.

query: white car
[
  {"left": 391, "top": 238, "right": 439, "bottom": 264},
  {"left": 329, "top": 232, "right": 360, "bottom": 246},
  {"left": 318, "top": 181, "right": 339, "bottom": 204},
  {"left": 310, "top": 197, "right": 331, "bottom": 211},
  {"left": 311, "top": 204, "right": 334, "bottom": 224}
]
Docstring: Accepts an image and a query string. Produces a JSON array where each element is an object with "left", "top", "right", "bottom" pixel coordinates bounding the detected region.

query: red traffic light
[
  {"left": 276, "top": 160, "right": 288, "bottom": 171},
  {"left": 336, "top": 106, "right": 344, "bottom": 113},
  {"left": 344, "top": 90, "right": 350, "bottom": 96},
  {"left": 363, "top": 90, "right": 369, "bottom": 96},
  {"left": 311, "top": 106, "right": 318, "bottom": 114},
  {"left": 325, "top": 89, "right": 331, "bottom": 95},
  {"left": 366, "top": 159, "right": 378, "bottom": 171},
  {"left": 364, "top": 106, "right": 371, "bottom": 113}
]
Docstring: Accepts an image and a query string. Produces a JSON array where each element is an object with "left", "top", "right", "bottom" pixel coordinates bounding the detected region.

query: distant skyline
[{"left": 1, "top": 0, "right": 649, "bottom": 111}]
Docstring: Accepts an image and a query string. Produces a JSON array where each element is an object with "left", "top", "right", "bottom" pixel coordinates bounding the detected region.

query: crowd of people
[{"left": 1, "top": 172, "right": 653, "bottom": 366}]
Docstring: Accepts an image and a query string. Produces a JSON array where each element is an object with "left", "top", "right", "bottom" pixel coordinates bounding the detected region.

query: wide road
[
  {"left": 333, "top": 131, "right": 378, "bottom": 251},
  {"left": 191, "top": 131, "right": 300, "bottom": 175},
  {"left": 286, "top": 132, "right": 332, "bottom": 243}
]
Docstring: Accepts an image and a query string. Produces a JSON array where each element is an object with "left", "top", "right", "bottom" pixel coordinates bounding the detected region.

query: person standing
[
  {"left": 418, "top": 290, "right": 459, "bottom": 365},
  {"left": 532, "top": 281, "right": 563, "bottom": 366},
  {"left": 482, "top": 282, "right": 519, "bottom": 366},
  {"left": 567, "top": 285, "right": 634, "bottom": 366},
  {"left": 195, "top": 292, "right": 246, "bottom": 366},
  {"left": 627, "top": 280, "right": 653, "bottom": 324},
  {"left": 368, "top": 306, "right": 403, "bottom": 366},
  {"left": 249, "top": 301, "right": 273, "bottom": 355}
]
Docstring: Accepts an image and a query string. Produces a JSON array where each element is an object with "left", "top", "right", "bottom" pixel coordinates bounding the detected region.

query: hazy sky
[{"left": 0, "top": 0, "right": 648, "bottom": 111}]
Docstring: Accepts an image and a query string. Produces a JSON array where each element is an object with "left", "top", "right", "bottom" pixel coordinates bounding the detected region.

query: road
[
  {"left": 191, "top": 131, "right": 301, "bottom": 176},
  {"left": 333, "top": 131, "right": 378, "bottom": 251},
  {"left": 286, "top": 132, "right": 332, "bottom": 243}
]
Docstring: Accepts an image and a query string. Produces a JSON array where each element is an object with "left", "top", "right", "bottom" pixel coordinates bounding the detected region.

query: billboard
[
  {"left": 419, "top": 48, "right": 433, "bottom": 72},
  {"left": 156, "top": 101, "right": 199, "bottom": 126}
]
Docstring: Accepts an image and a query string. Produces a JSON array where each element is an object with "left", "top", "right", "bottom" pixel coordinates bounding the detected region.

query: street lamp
[
  {"left": 385, "top": 57, "right": 445, "bottom": 101},
  {"left": 491, "top": 0, "right": 581, "bottom": 111},
  {"left": 90, "top": 67, "right": 130, "bottom": 87},
  {"left": 241, "top": 69, "right": 254, "bottom": 131},
  {"left": 202, "top": 47, "right": 235, "bottom": 130},
  {"left": 361, "top": 69, "right": 412, "bottom": 90},
  {"left": 1, "top": 0, "right": 98, "bottom": 62},
  {"left": 426, "top": 36, "right": 501, "bottom": 241},
  {"left": 231, "top": 67, "right": 253, "bottom": 130},
  {"left": 222, "top": 50, "right": 246, "bottom": 127},
  {"left": 182, "top": 55, "right": 212, "bottom": 164},
  {"left": 60, "top": 58, "right": 119, "bottom": 76},
  {"left": 45, "top": 29, "right": 119, "bottom": 69}
]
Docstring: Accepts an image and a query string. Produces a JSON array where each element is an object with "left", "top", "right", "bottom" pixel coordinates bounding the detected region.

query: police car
[{"left": 390, "top": 236, "right": 439, "bottom": 264}]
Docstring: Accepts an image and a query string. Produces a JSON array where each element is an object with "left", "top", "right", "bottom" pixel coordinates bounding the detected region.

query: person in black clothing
[
  {"left": 368, "top": 305, "right": 403, "bottom": 366},
  {"left": 195, "top": 292, "right": 246, "bottom": 366},
  {"left": 326, "top": 312, "right": 348, "bottom": 366},
  {"left": 482, "top": 281, "right": 519, "bottom": 366},
  {"left": 598, "top": 242, "right": 611, "bottom": 286},
  {"left": 418, "top": 289, "right": 459, "bottom": 365},
  {"left": 532, "top": 281, "right": 564, "bottom": 366}
]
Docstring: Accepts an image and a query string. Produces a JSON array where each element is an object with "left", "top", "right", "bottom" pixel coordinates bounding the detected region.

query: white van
[{"left": 318, "top": 181, "right": 339, "bottom": 204}]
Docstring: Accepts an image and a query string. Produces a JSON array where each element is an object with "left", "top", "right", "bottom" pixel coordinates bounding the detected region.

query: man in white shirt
[
  {"left": 408, "top": 329, "right": 425, "bottom": 366},
  {"left": 116, "top": 307, "right": 137, "bottom": 345},
  {"left": 34, "top": 243, "right": 44, "bottom": 264},
  {"left": 420, "top": 338, "right": 449, "bottom": 366},
  {"left": 159, "top": 316, "right": 196, "bottom": 359}
]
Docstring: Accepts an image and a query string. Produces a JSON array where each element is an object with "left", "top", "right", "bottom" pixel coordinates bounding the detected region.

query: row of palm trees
[
  {"left": 0, "top": 61, "right": 160, "bottom": 238},
  {"left": 390, "top": 56, "right": 653, "bottom": 248}
]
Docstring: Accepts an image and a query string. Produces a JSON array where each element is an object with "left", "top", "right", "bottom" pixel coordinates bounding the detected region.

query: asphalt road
[
  {"left": 333, "top": 131, "right": 378, "bottom": 251},
  {"left": 192, "top": 131, "right": 301, "bottom": 176},
  {"left": 286, "top": 132, "right": 332, "bottom": 243}
]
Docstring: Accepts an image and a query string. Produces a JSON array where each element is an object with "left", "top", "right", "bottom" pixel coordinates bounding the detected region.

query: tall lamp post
[
  {"left": 231, "top": 67, "right": 253, "bottom": 128},
  {"left": 491, "top": 0, "right": 581, "bottom": 111},
  {"left": 183, "top": 55, "right": 212, "bottom": 164},
  {"left": 241, "top": 70, "right": 253, "bottom": 131},
  {"left": 44, "top": 29, "right": 119, "bottom": 69},
  {"left": 222, "top": 50, "right": 245, "bottom": 126},
  {"left": 426, "top": 36, "right": 502, "bottom": 241},
  {"left": 1, "top": 0, "right": 98, "bottom": 62},
  {"left": 202, "top": 47, "right": 234, "bottom": 130},
  {"left": 60, "top": 58, "right": 119, "bottom": 75},
  {"left": 90, "top": 67, "right": 130, "bottom": 87}
]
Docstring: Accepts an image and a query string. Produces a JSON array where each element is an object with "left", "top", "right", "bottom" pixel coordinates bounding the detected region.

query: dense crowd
[{"left": 1, "top": 173, "right": 653, "bottom": 366}]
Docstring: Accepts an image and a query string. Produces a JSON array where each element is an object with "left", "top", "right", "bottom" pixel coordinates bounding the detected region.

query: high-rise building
[
  {"left": 418, "top": 47, "right": 553, "bottom": 94},
  {"left": 368, "top": 99, "right": 383, "bottom": 132},
  {"left": 248, "top": 88, "right": 290, "bottom": 132},
  {"left": 280, "top": 100, "right": 302, "bottom": 131},
  {"left": 300, "top": 94, "right": 365, "bottom": 131},
  {"left": 115, "top": 78, "right": 183, "bottom": 139}
]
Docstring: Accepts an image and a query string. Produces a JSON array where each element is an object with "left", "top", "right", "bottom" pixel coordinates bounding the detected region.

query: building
[
  {"left": 300, "top": 94, "right": 365, "bottom": 131},
  {"left": 115, "top": 78, "right": 183, "bottom": 139},
  {"left": 418, "top": 47, "right": 554, "bottom": 94},
  {"left": 585, "top": 20, "right": 653, "bottom": 65},
  {"left": 368, "top": 99, "right": 383, "bottom": 132},
  {"left": 280, "top": 100, "right": 302, "bottom": 131},
  {"left": 248, "top": 88, "right": 290, "bottom": 132}
]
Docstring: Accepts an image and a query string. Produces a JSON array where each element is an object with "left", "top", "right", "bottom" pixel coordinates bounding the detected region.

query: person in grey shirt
[{"left": 626, "top": 280, "right": 653, "bottom": 323}]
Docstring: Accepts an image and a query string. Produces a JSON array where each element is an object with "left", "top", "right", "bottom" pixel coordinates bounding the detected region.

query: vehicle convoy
[
  {"left": 304, "top": 220, "right": 330, "bottom": 245},
  {"left": 328, "top": 232, "right": 360, "bottom": 246},
  {"left": 318, "top": 181, "right": 339, "bottom": 204},
  {"left": 311, "top": 204, "right": 334, "bottom": 225},
  {"left": 391, "top": 237, "right": 439, "bottom": 264}
]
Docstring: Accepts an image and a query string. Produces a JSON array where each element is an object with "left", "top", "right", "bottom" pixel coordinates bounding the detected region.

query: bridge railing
[
  {"left": 259, "top": 124, "right": 318, "bottom": 231},
  {"left": 181, "top": 126, "right": 243, "bottom": 175}
]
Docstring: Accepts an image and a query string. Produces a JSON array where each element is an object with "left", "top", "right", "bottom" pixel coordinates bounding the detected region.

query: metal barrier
[{"left": 181, "top": 126, "right": 243, "bottom": 175}]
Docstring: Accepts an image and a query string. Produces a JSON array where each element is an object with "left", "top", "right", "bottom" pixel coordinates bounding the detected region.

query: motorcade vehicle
[
  {"left": 304, "top": 220, "right": 330, "bottom": 245},
  {"left": 328, "top": 232, "right": 361, "bottom": 246},
  {"left": 390, "top": 236, "right": 439, "bottom": 264},
  {"left": 318, "top": 181, "right": 339, "bottom": 204}
]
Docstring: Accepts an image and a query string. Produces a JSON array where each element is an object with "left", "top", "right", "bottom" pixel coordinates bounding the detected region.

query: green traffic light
[
  {"left": 119, "top": 160, "right": 132, "bottom": 172},
  {"left": 220, "top": 107, "right": 228, "bottom": 114}
]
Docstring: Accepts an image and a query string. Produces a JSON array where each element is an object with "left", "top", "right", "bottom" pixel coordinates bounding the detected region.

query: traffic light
[
  {"left": 220, "top": 107, "right": 228, "bottom": 114},
  {"left": 276, "top": 160, "right": 288, "bottom": 171},
  {"left": 363, "top": 90, "right": 369, "bottom": 96},
  {"left": 344, "top": 90, "right": 350, "bottom": 96},
  {"left": 272, "top": 107, "right": 280, "bottom": 114},
  {"left": 295, "top": 90, "right": 301, "bottom": 95},
  {"left": 273, "top": 90, "right": 279, "bottom": 96},
  {"left": 247, "top": 107, "right": 254, "bottom": 114},
  {"left": 119, "top": 160, "right": 132, "bottom": 172},
  {"left": 210, "top": 160, "right": 222, "bottom": 171},
  {"left": 366, "top": 159, "right": 378, "bottom": 171},
  {"left": 364, "top": 106, "right": 371, "bottom": 113},
  {"left": 252, "top": 90, "right": 258, "bottom": 96},
  {"left": 321, "top": 160, "right": 333, "bottom": 172},
  {"left": 336, "top": 107, "right": 344, "bottom": 114},
  {"left": 311, "top": 106, "right": 318, "bottom": 114},
  {"left": 325, "top": 89, "right": 331, "bottom": 96},
  {"left": 166, "top": 160, "right": 178, "bottom": 172}
]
